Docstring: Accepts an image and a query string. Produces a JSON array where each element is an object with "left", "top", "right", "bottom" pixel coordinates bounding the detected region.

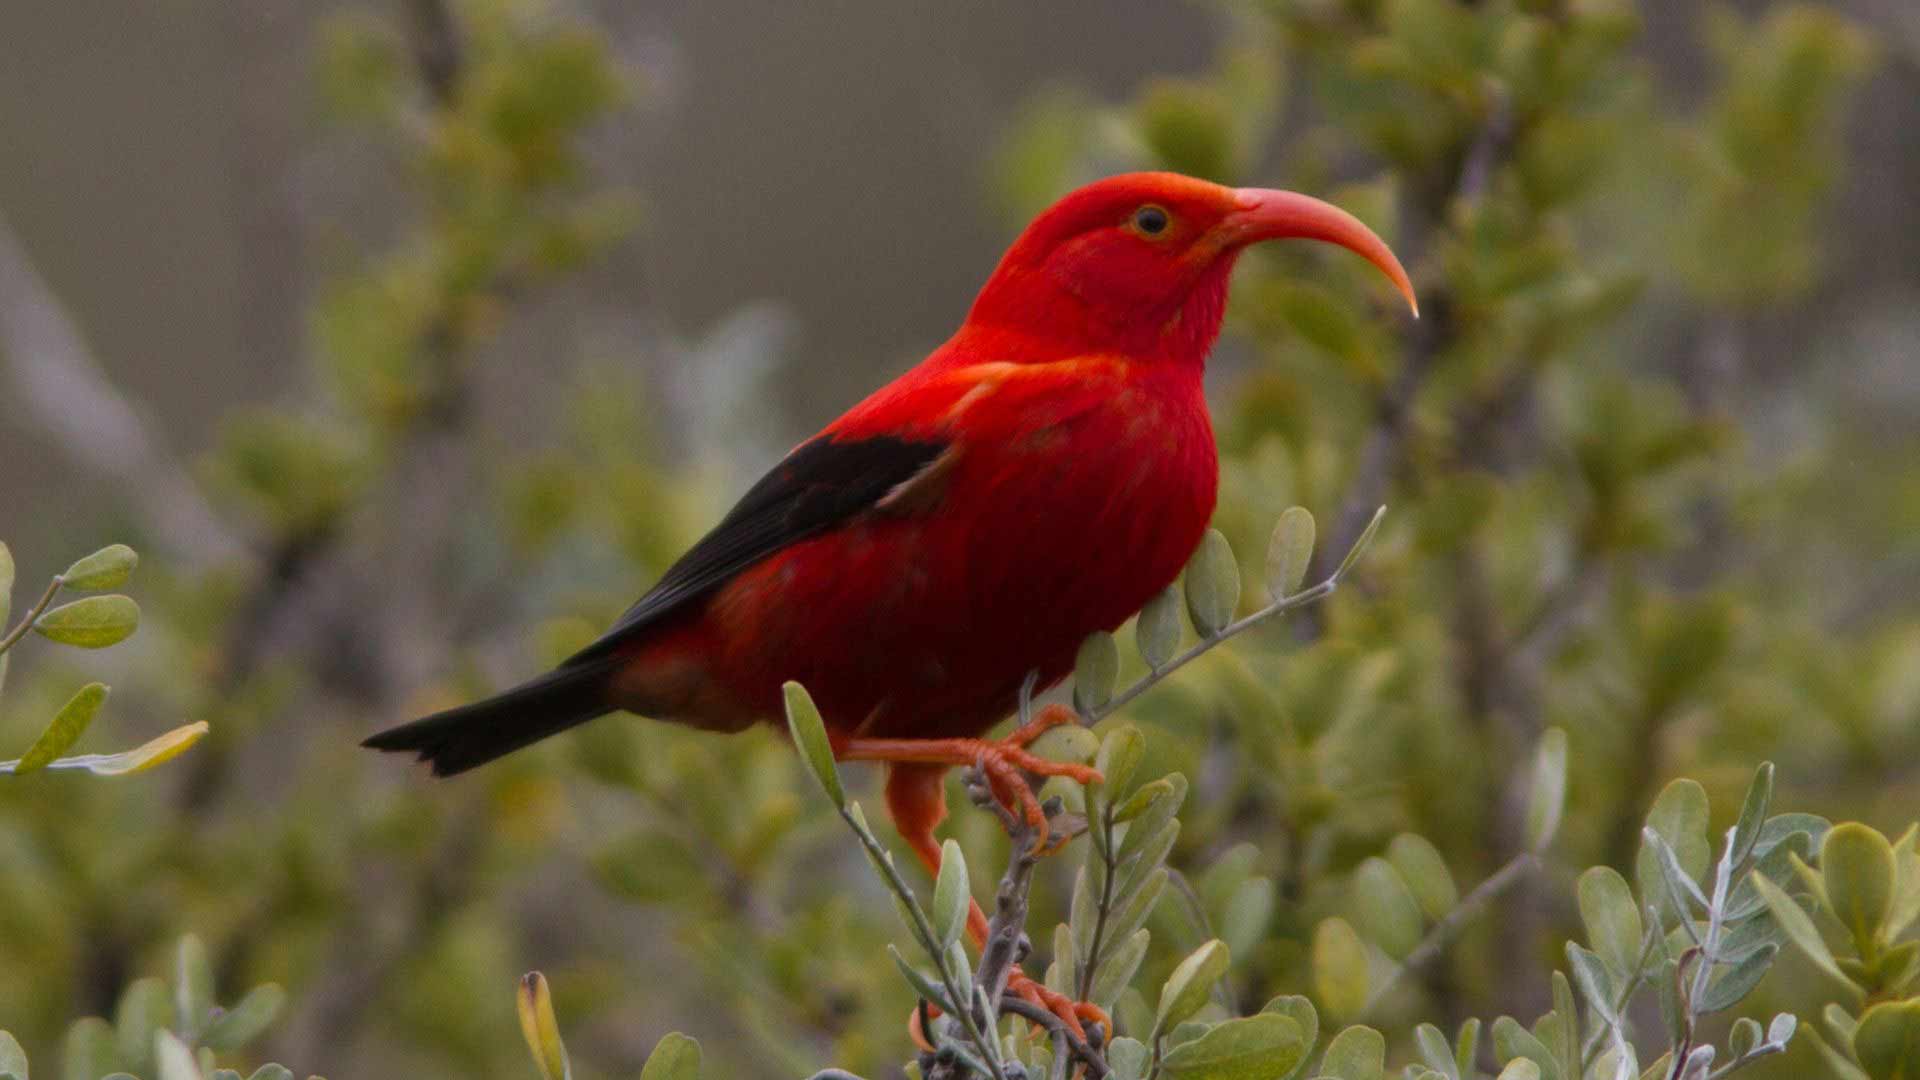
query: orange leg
[
  {"left": 876, "top": 721, "right": 1111, "bottom": 1049},
  {"left": 846, "top": 704, "right": 1100, "bottom": 855}
]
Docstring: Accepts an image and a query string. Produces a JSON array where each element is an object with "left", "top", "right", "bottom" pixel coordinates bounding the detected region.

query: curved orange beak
[{"left": 1223, "top": 188, "right": 1419, "bottom": 317}]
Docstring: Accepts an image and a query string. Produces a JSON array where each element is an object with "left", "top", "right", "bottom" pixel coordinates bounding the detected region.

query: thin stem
[
  {"left": 1002, "top": 999, "right": 1109, "bottom": 1080},
  {"left": 837, "top": 804, "right": 1006, "bottom": 1080},
  {"left": 1090, "top": 579, "right": 1339, "bottom": 723},
  {"left": 1076, "top": 800, "right": 1118, "bottom": 1002},
  {"left": 0, "top": 574, "right": 63, "bottom": 656},
  {"left": 1359, "top": 853, "right": 1537, "bottom": 1019}
]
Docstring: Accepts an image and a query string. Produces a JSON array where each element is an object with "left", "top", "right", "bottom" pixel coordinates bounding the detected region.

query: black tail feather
[{"left": 363, "top": 661, "right": 616, "bottom": 777}]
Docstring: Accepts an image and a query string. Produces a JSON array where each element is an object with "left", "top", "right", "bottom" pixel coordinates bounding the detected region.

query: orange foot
[
  {"left": 1005, "top": 967, "right": 1110, "bottom": 1045},
  {"left": 842, "top": 703, "right": 1101, "bottom": 854}
]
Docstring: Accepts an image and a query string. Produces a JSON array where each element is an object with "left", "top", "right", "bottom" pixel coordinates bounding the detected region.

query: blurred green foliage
[{"left": 0, "top": 0, "right": 1913, "bottom": 1078}]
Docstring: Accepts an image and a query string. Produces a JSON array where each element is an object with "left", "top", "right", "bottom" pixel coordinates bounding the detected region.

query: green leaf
[
  {"left": 1184, "top": 529, "right": 1239, "bottom": 636},
  {"left": 1097, "top": 725, "right": 1147, "bottom": 802},
  {"left": 243, "top": 1068, "right": 293, "bottom": 1080},
  {"left": 1637, "top": 779, "right": 1711, "bottom": 925},
  {"left": 1454, "top": 1018, "right": 1481, "bottom": 1079},
  {"left": 1414, "top": 1023, "right": 1461, "bottom": 1080},
  {"left": 61, "top": 545, "right": 138, "bottom": 591},
  {"left": 638, "top": 1032, "right": 701, "bottom": 1080},
  {"left": 516, "top": 973, "right": 570, "bottom": 1080},
  {"left": 0, "top": 541, "right": 14, "bottom": 628},
  {"left": 1074, "top": 631, "right": 1120, "bottom": 713},
  {"left": 153, "top": 1032, "right": 199, "bottom": 1080},
  {"left": 887, "top": 945, "right": 956, "bottom": 1013},
  {"left": 1387, "top": 834, "right": 1459, "bottom": 923},
  {"left": 1853, "top": 1000, "right": 1920, "bottom": 1080},
  {"left": 932, "top": 838, "right": 969, "bottom": 951},
  {"left": 1524, "top": 728, "right": 1569, "bottom": 852},
  {"left": 1154, "top": 939, "right": 1230, "bottom": 1036},
  {"left": 1029, "top": 722, "right": 1099, "bottom": 770},
  {"left": 32, "top": 596, "right": 139, "bottom": 649},
  {"left": 115, "top": 977, "right": 172, "bottom": 1072},
  {"left": 1260, "top": 995, "right": 1318, "bottom": 1077},
  {"left": 1729, "top": 762, "right": 1775, "bottom": 869},
  {"left": 1729, "top": 1017, "right": 1762, "bottom": 1059},
  {"left": 1334, "top": 506, "right": 1386, "bottom": 580},
  {"left": 16, "top": 721, "right": 209, "bottom": 776},
  {"left": 1090, "top": 929, "right": 1151, "bottom": 1013},
  {"left": 1266, "top": 507, "right": 1315, "bottom": 599},
  {"left": 1352, "top": 858, "right": 1423, "bottom": 960},
  {"left": 174, "top": 936, "right": 214, "bottom": 1036},
  {"left": 1160, "top": 1013, "right": 1307, "bottom": 1079},
  {"left": 1136, "top": 586, "right": 1182, "bottom": 669},
  {"left": 1312, "top": 918, "right": 1369, "bottom": 1018},
  {"left": 62, "top": 1016, "right": 119, "bottom": 1080},
  {"left": 1566, "top": 944, "right": 1615, "bottom": 1024},
  {"left": 1318, "top": 1024, "right": 1385, "bottom": 1080},
  {"left": 781, "top": 681, "right": 844, "bottom": 808},
  {"left": 1750, "top": 871, "right": 1850, "bottom": 988},
  {"left": 1492, "top": 1016, "right": 1561, "bottom": 1080},
  {"left": 1496, "top": 1062, "right": 1541, "bottom": 1080},
  {"left": 1220, "top": 876, "right": 1276, "bottom": 959},
  {"left": 1822, "top": 823, "right": 1896, "bottom": 948},
  {"left": 200, "top": 984, "right": 284, "bottom": 1052},
  {"left": 13, "top": 683, "right": 108, "bottom": 774},
  {"left": 0, "top": 1032, "right": 25, "bottom": 1080},
  {"left": 1696, "top": 944, "right": 1776, "bottom": 1014},
  {"left": 1108, "top": 1037, "right": 1150, "bottom": 1080},
  {"left": 1578, "top": 866, "right": 1644, "bottom": 980}
]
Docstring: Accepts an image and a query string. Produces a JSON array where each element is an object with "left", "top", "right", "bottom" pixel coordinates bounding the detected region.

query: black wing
[{"left": 561, "top": 433, "right": 949, "bottom": 667}]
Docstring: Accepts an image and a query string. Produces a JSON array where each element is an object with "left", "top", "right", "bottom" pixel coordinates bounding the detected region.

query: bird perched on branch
[{"left": 365, "top": 171, "right": 1414, "bottom": 1035}]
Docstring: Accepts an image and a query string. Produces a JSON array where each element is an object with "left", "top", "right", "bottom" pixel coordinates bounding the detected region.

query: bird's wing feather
[{"left": 562, "top": 432, "right": 949, "bottom": 666}]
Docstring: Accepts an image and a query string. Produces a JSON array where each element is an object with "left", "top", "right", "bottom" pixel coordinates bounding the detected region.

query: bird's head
[{"left": 966, "top": 171, "right": 1416, "bottom": 365}]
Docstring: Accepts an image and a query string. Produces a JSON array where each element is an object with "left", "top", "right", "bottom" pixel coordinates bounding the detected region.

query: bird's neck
[{"left": 960, "top": 256, "right": 1239, "bottom": 369}]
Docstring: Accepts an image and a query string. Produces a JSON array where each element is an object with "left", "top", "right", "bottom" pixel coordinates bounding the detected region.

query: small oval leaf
[
  {"left": 1074, "top": 631, "right": 1120, "bottom": 713},
  {"left": 200, "top": 983, "right": 285, "bottom": 1052},
  {"left": 1577, "top": 866, "right": 1644, "bottom": 980},
  {"left": 1136, "top": 586, "right": 1181, "bottom": 669},
  {"left": 1320, "top": 1024, "right": 1387, "bottom": 1080},
  {"left": 1388, "top": 834, "right": 1459, "bottom": 923},
  {"left": 932, "top": 838, "right": 970, "bottom": 950},
  {"left": 1184, "top": 529, "right": 1239, "bottom": 637},
  {"left": 639, "top": 1032, "right": 702, "bottom": 1080},
  {"left": 33, "top": 595, "right": 140, "bottom": 649},
  {"left": 1524, "top": 728, "right": 1569, "bottom": 852},
  {"left": 1352, "top": 858, "right": 1424, "bottom": 960},
  {"left": 1154, "top": 939, "right": 1230, "bottom": 1036},
  {"left": 14, "top": 682, "right": 109, "bottom": 773},
  {"left": 782, "top": 681, "right": 844, "bottom": 808},
  {"left": 1312, "top": 917, "right": 1370, "bottom": 1018},
  {"left": 1822, "top": 823, "right": 1896, "bottom": 948},
  {"left": 1266, "top": 506, "right": 1315, "bottom": 599},
  {"left": 62, "top": 544, "right": 139, "bottom": 591},
  {"left": 1159, "top": 1012, "right": 1306, "bottom": 1079}
]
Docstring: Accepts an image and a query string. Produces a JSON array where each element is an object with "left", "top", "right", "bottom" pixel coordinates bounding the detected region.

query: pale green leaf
[
  {"left": 200, "top": 984, "right": 284, "bottom": 1052},
  {"left": 1318, "top": 1024, "right": 1385, "bottom": 1080},
  {"left": 1136, "top": 586, "right": 1182, "bottom": 669},
  {"left": 1266, "top": 507, "right": 1315, "bottom": 599},
  {"left": 1637, "top": 779, "right": 1711, "bottom": 925},
  {"left": 1750, "top": 871, "right": 1850, "bottom": 988},
  {"left": 1524, "top": 728, "right": 1569, "bottom": 852},
  {"left": 1184, "top": 529, "right": 1239, "bottom": 636},
  {"left": 1352, "top": 858, "right": 1423, "bottom": 960},
  {"left": 1160, "top": 1013, "right": 1306, "bottom": 1079},
  {"left": 153, "top": 1032, "right": 199, "bottom": 1080},
  {"left": 932, "top": 839, "right": 969, "bottom": 951},
  {"left": 32, "top": 596, "right": 139, "bottom": 649},
  {"left": 1154, "top": 939, "right": 1230, "bottom": 1036},
  {"left": 61, "top": 545, "right": 138, "bottom": 591},
  {"left": 12, "top": 683, "right": 108, "bottom": 774},
  {"left": 1074, "top": 631, "right": 1120, "bottom": 713},
  {"left": 1578, "top": 866, "right": 1644, "bottom": 980},
  {"left": 1387, "top": 834, "right": 1458, "bottom": 923},
  {"left": 782, "top": 681, "right": 844, "bottom": 808},
  {"left": 1822, "top": 823, "right": 1896, "bottom": 948},
  {"left": 0, "top": 1032, "right": 24, "bottom": 1080},
  {"left": 639, "top": 1032, "right": 701, "bottom": 1080},
  {"left": 1312, "top": 918, "right": 1369, "bottom": 1018}
]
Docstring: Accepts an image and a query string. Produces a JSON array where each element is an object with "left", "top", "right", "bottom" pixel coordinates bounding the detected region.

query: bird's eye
[{"left": 1131, "top": 205, "right": 1170, "bottom": 237}]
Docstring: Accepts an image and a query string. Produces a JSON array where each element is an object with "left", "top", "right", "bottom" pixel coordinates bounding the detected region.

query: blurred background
[{"left": 1, "top": 0, "right": 1916, "bottom": 1077}]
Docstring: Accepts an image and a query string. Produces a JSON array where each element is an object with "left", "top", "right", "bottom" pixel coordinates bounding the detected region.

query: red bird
[{"left": 366, "top": 171, "right": 1413, "bottom": 1032}]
